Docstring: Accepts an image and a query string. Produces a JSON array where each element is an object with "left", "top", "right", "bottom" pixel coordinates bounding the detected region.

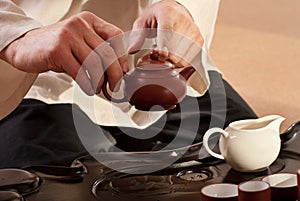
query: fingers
[
  {"left": 60, "top": 51, "right": 95, "bottom": 95},
  {"left": 67, "top": 12, "right": 126, "bottom": 94},
  {"left": 156, "top": 17, "right": 174, "bottom": 57},
  {"left": 70, "top": 36, "right": 102, "bottom": 93},
  {"left": 107, "top": 34, "right": 129, "bottom": 72},
  {"left": 128, "top": 1, "right": 204, "bottom": 68},
  {"left": 81, "top": 37, "right": 123, "bottom": 93},
  {"left": 89, "top": 13, "right": 129, "bottom": 72},
  {"left": 128, "top": 19, "right": 147, "bottom": 54},
  {"left": 82, "top": 50, "right": 104, "bottom": 94},
  {"left": 83, "top": 12, "right": 126, "bottom": 91},
  {"left": 128, "top": 16, "right": 159, "bottom": 54},
  {"left": 94, "top": 42, "right": 124, "bottom": 92},
  {"left": 154, "top": 12, "right": 202, "bottom": 66}
]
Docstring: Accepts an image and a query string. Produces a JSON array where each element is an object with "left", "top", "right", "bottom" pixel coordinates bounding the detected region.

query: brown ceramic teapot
[{"left": 102, "top": 51, "right": 195, "bottom": 111}]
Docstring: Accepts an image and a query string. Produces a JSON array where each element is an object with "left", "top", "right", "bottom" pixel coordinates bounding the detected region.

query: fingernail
[
  {"left": 112, "top": 81, "right": 121, "bottom": 92},
  {"left": 160, "top": 46, "right": 169, "bottom": 57},
  {"left": 127, "top": 44, "right": 138, "bottom": 54},
  {"left": 88, "top": 87, "right": 95, "bottom": 96},
  {"left": 128, "top": 49, "right": 139, "bottom": 55},
  {"left": 95, "top": 85, "right": 102, "bottom": 94},
  {"left": 122, "top": 61, "right": 129, "bottom": 72},
  {"left": 162, "top": 46, "right": 169, "bottom": 55},
  {"left": 127, "top": 37, "right": 137, "bottom": 54}
]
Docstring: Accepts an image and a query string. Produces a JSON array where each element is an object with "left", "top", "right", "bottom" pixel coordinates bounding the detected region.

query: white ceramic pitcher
[{"left": 203, "top": 115, "right": 285, "bottom": 172}]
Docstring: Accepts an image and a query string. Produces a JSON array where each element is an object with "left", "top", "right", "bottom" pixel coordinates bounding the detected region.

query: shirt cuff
[
  {"left": 175, "top": 0, "right": 220, "bottom": 49},
  {"left": 0, "top": 0, "right": 42, "bottom": 51}
]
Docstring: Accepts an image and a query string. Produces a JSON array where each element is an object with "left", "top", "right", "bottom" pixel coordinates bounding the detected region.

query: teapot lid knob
[{"left": 149, "top": 50, "right": 159, "bottom": 60}]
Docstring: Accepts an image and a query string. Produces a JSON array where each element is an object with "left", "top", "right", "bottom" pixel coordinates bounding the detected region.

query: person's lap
[
  {"left": 104, "top": 71, "right": 257, "bottom": 151},
  {"left": 0, "top": 71, "right": 257, "bottom": 168}
]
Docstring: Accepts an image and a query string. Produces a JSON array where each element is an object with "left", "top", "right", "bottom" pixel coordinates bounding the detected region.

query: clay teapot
[{"left": 102, "top": 51, "right": 196, "bottom": 111}]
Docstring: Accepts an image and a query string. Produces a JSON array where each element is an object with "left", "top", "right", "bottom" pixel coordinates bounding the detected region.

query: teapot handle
[
  {"left": 203, "top": 127, "right": 228, "bottom": 160},
  {"left": 101, "top": 74, "right": 127, "bottom": 103}
]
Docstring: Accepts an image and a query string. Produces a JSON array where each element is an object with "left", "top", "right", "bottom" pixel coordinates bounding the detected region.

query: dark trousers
[{"left": 0, "top": 71, "right": 256, "bottom": 168}]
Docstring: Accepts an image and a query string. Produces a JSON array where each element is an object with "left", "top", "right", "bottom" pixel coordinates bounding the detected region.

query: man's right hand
[{"left": 0, "top": 11, "right": 128, "bottom": 95}]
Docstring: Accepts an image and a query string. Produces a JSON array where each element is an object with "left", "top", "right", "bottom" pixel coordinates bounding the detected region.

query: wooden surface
[{"left": 210, "top": 0, "right": 300, "bottom": 131}]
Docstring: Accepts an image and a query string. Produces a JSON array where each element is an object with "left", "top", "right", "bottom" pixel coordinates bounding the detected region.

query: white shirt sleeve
[
  {"left": 175, "top": 0, "right": 220, "bottom": 49},
  {"left": 0, "top": 0, "right": 42, "bottom": 51}
]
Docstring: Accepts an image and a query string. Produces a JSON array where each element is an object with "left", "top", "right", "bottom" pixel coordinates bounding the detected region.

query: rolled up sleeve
[
  {"left": 175, "top": 0, "right": 220, "bottom": 49},
  {"left": 0, "top": 0, "right": 42, "bottom": 51}
]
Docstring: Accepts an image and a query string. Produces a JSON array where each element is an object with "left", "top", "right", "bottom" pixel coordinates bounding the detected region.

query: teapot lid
[
  {"left": 137, "top": 61, "right": 173, "bottom": 70},
  {"left": 131, "top": 61, "right": 179, "bottom": 79}
]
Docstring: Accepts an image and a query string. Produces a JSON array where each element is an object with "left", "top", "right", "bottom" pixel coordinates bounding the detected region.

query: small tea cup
[
  {"left": 200, "top": 183, "right": 238, "bottom": 201},
  {"left": 262, "top": 172, "right": 297, "bottom": 201},
  {"left": 238, "top": 180, "right": 271, "bottom": 201},
  {"left": 297, "top": 169, "right": 300, "bottom": 201}
]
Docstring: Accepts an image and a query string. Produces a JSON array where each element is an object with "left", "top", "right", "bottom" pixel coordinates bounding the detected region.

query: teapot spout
[{"left": 179, "top": 66, "right": 196, "bottom": 81}]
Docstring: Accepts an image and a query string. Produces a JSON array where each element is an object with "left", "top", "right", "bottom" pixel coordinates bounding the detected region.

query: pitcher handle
[
  {"left": 101, "top": 74, "right": 127, "bottom": 103},
  {"left": 203, "top": 128, "right": 229, "bottom": 160}
]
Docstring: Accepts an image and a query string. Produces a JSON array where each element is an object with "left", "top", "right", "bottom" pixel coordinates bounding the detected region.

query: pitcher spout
[{"left": 263, "top": 115, "right": 286, "bottom": 133}]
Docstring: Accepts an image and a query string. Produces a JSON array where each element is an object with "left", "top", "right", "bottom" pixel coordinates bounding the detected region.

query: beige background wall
[{"left": 210, "top": 0, "right": 300, "bottom": 131}]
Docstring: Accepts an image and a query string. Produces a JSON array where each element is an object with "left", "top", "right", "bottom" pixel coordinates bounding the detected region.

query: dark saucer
[
  {"left": 0, "top": 191, "right": 24, "bottom": 201},
  {"left": 0, "top": 168, "right": 41, "bottom": 196}
]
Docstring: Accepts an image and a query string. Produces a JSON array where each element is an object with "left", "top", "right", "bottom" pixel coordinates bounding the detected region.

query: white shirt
[{"left": 0, "top": 0, "right": 220, "bottom": 128}]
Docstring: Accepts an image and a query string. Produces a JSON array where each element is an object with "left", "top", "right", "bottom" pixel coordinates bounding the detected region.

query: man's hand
[
  {"left": 0, "top": 11, "right": 128, "bottom": 95},
  {"left": 128, "top": 0, "right": 204, "bottom": 67}
]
